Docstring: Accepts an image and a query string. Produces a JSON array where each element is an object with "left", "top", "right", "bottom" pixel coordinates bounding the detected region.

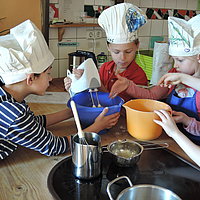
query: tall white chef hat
[
  {"left": 168, "top": 15, "right": 200, "bottom": 56},
  {"left": 98, "top": 3, "right": 147, "bottom": 44},
  {"left": 0, "top": 19, "right": 54, "bottom": 84}
]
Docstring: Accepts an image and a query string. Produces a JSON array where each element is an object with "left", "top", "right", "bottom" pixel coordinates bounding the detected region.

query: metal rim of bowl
[{"left": 117, "top": 184, "right": 182, "bottom": 200}]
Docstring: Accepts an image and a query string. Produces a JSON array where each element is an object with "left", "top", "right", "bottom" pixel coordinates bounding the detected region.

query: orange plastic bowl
[{"left": 123, "top": 99, "right": 171, "bottom": 140}]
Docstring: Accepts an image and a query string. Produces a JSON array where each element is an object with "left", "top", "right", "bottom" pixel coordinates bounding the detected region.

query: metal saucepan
[
  {"left": 107, "top": 176, "right": 182, "bottom": 200},
  {"left": 107, "top": 139, "right": 169, "bottom": 167},
  {"left": 71, "top": 132, "right": 102, "bottom": 180}
]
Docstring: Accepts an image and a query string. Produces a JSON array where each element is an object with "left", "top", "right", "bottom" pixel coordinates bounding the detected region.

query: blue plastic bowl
[{"left": 67, "top": 91, "right": 124, "bottom": 134}]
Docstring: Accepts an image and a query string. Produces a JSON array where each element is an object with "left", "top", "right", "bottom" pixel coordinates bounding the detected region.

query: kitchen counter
[{"left": 0, "top": 79, "right": 198, "bottom": 199}]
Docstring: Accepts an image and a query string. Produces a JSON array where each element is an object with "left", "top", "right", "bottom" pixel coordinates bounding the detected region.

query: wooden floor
[
  {"left": 47, "top": 77, "right": 65, "bottom": 92},
  {"left": 28, "top": 78, "right": 67, "bottom": 116}
]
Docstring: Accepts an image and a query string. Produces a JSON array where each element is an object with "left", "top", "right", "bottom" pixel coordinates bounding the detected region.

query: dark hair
[
  {"left": 34, "top": 67, "right": 50, "bottom": 77},
  {"left": 0, "top": 80, "right": 4, "bottom": 86}
]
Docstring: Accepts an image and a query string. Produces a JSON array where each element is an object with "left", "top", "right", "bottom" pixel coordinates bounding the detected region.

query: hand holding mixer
[{"left": 67, "top": 58, "right": 102, "bottom": 107}]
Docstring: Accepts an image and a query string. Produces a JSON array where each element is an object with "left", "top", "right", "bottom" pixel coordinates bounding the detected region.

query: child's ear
[{"left": 26, "top": 74, "right": 35, "bottom": 86}]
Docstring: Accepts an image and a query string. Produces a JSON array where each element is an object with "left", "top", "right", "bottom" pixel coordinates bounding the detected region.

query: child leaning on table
[
  {"left": 64, "top": 3, "right": 148, "bottom": 102},
  {"left": 155, "top": 74, "right": 200, "bottom": 166},
  {"left": 109, "top": 14, "right": 200, "bottom": 145},
  {"left": 157, "top": 73, "right": 200, "bottom": 136},
  {"left": 0, "top": 20, "right": 119, "bottom": 160}
]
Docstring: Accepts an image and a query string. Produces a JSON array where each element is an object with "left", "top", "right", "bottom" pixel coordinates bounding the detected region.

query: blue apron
[{"left": 166, "top": 89, "right": 200, "bottom": 145}]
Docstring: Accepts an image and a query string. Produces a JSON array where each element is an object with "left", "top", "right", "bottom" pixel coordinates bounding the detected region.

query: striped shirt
[{"left": 0, "top": 87, "right": 69, "bottom": 160}]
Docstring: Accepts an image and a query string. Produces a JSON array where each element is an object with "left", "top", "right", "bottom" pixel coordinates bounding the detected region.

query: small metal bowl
[{"left": 107, "top": 140, "right": 144, "bottom": 167}]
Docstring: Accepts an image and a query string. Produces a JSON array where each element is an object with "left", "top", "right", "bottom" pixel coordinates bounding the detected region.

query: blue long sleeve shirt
[{"left": 0, "top": 87, "right": 69, "bottom": 160}]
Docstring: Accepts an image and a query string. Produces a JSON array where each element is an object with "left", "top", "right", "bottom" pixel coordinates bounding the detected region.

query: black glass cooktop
[{"left": 48, "top": 147, "right": 200, "bottom": 200}]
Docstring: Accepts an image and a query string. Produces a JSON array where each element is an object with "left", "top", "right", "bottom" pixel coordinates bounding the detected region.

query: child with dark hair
[{"left": 0, "top": 20, "right": 119, "bottom": 159}]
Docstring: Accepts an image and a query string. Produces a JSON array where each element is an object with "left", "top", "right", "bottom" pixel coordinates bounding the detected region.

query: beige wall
[{"left": 0, "top": 0, "right": 42, "bottom": 31}]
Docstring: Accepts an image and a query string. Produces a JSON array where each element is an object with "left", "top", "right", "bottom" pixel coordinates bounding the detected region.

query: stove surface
[{"left": 48, "top": 148, "right": 200, "bottom": 200}]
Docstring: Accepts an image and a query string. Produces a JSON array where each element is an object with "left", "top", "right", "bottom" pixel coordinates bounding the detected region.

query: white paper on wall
[{"left": 59, "top": 0, "right": 84, "bottom": 22}]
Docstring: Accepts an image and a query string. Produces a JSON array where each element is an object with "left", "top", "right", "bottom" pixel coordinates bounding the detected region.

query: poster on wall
[
  {"left": 56, "top": 0, "right": 114, "bottom": 23},
  {"left": 59, "top": 0, "right": 84, "bottom": 23}
]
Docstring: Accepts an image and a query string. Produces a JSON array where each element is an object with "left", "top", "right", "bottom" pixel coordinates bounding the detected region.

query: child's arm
[
  {"left": 84, "top": 107, "right": 120, "bottom": 133},
  {"left": 45, "top": 108, "right": 73, "bottom": 127},
  {"left": 109, "top": 74, "right": 169, "bottom": 100},
  {"left": 46, "top": 107, "right": 120, "bottom": 133},
  {"left": 185, "top": 118, "right": 200, "bottom": 137},
  {"left": 154, "top": 110, "right": 200, "bottom": 167},
  {"left": 158, "top": 73, "right": 200, "bottom": 90},
  {"left": 172, "top": 110, "right": 191, "bottom": 127}
]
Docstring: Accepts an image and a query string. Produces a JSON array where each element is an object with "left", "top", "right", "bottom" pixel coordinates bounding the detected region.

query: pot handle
[
  {"left": 142, "top": 142, "right": 169, "bottom": 150},
  {"left": 102, "top": 146, "right": 109, "bottom": 153},
  {"left": 107, "top": 176, "right": 133, "bottom": 200}
]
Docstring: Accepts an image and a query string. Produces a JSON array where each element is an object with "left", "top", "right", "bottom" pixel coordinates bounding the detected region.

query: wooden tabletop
[{"left": 0, "top": 79, "right": 197, "bottom": 200}]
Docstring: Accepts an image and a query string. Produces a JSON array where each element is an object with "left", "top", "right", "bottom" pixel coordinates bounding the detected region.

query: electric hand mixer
[{"left": 67, "top": 58, "right": 102, "bottom": 107}]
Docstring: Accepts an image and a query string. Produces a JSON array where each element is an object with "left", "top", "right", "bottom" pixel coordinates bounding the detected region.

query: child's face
[
  {"left": 33, "top": 67, "right": 53, "bottom": 95},
  {"left": 172, "top": 56, "right": 199, "bottom": 75},
  {"left": 108, "top": 42, "right": 139, "bottom": 70}
]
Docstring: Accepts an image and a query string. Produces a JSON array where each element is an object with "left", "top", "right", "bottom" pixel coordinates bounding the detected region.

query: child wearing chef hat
[
  {"left": 0, "top": 20, "right": 119, "bottom": 159},
  {"left": 109, "top": 14, "right": 200, "bottom": 145},
  {"left": 98, "top": 3, "right": 148, "bottom": 102},
  {"left": 64, "top": 3, "right": 148, "bottom": 102},
  {"left": 154, "top": 70, "right": 200, "bottom": 168}
]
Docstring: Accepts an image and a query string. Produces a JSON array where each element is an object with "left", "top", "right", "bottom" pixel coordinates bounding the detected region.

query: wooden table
[{"left": 0, "top": 80, "right": 197, "bottom": 200}]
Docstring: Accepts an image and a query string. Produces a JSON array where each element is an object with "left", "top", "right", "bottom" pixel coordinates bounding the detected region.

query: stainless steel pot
[
  {"left": 71, "top": 132, "right": 102, "bottom": 180},
  {"left": 107, "top": 176, "right": 182, "bottom": 200},
  {"left": 107, "top": 140, "right": 168, "bottom": 167}
]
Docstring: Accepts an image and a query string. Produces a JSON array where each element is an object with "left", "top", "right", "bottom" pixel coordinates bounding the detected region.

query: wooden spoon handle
[{"left": 70, "top": 100, "right": 84, "bottom": 138}]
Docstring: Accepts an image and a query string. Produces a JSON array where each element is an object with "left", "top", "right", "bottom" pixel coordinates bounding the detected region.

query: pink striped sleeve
[
  {"left": 125, "top": 82, "right": 169, "bottom": 100},
  {"left": 185, "top": 118, "right": 200, "bottom": 136}
]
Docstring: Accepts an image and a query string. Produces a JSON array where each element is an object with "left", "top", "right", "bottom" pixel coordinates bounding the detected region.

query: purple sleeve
[
  {"left": 125, "top": 82, "right": 169, "bottom": 100},
  {"left": 185, "top": 118, "right": 200, "bottom": 136}
]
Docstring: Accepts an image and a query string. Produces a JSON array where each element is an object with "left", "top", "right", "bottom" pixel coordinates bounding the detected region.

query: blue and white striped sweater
[{"left": 0, "top": 87, "right": 69, "bottom": 159}]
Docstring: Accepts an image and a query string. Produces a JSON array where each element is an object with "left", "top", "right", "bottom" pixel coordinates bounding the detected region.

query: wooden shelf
[
  {"left": 50, "top": 23, "right": 99, "bottom": 28},
  {"left": 49, "top": 23, "right": 100, "bottom": 41}
]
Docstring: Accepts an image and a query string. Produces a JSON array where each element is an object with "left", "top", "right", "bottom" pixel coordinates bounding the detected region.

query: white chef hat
[
  {"left": 98, "top": 3, "right": 147, "bottom": 44},
  {"left": 0, "top": 19, "right": 54, "bottom": 84},
  {"left": 168, "top": 15, "right": 200, "bottom": 56}
]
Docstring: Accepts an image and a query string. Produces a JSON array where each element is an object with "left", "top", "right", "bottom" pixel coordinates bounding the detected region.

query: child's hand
[
  {"left": 158, "top": 73, "right": 184, "bottom": 88},
  {"left": 172, "top": 111, "right": 191, "bottom": 127},
  {"left": 64, "top": 77, "right": 72, "bottom": 91},
  {"left": 73, "top": 69, "right": 84, "bottom": 79},
  {"left": 154, "top": 110, "right": 180, "bottom": 137},
  {"left": 64, "top": 69, "right": 84, "bottom": 91},
  {"left": 109, "top": 74, "right": 130, "bottom": 98},
  {"left": 94, "top": 107, "right": 120, "bottom": 130}
]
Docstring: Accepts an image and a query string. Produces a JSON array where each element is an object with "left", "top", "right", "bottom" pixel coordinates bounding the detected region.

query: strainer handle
[
  {"left": 143, "top": 142, "right": 169, "bottom": 150},
  {"left": 107, "top": 176, "right": 133, "bottom": 200}
]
